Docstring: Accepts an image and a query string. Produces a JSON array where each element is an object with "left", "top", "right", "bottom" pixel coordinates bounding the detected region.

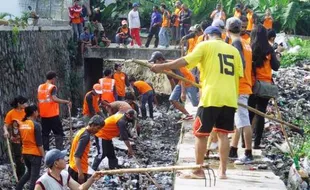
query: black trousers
[
  {"left": 145, "top": 26, "right": 160, "bottom": 48},
  {"left": 16, "top": 154, "right": 42, "bottom": 190},
  {"left": 11, "top": 143, "right": 25, "bottom": 180},
  {"left": 91, "top": 137, "right": 118, "bottom": 170},
  {"left": 41, "top": 116, "right": 64, "bottom": 150},
  {"left": 248, "top": 94, "right": 270, "bottom": 146},
  {"left": 68, "top": 167, "right": 88, "bottom": 184}
]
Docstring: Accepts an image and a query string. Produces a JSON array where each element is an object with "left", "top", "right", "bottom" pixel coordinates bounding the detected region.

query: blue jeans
[
  {"left": 169, "top": 84, "right": 199, "bottom": 106},
  {"left": 115, "top": 34, "right": 132, "bottom": 45},
  {"left": 180, "top": 24, "right": 190, "bottom": 38},
  {"left": 72, "top": 23, "right": 83, "bottom": 41},
  {"left": 141, "top": 90, "right": 154, "bottom": 119},
  {"left": 159, "top": 27, "right": 170, "bottom": 47}
]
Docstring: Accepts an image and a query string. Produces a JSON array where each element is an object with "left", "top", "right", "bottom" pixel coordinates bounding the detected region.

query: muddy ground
[{"left": 0, "top": 100, "right": 182, "bottom": 190}]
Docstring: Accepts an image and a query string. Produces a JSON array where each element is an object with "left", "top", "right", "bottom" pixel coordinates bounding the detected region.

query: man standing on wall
[
  {"left": 171, "top": 1, "right": 182, "bottom": 46},
  {"left": 128, "top": 3, "right": 142, "bottom": 48},
  {"left": 69, "top": 0, "right": 83, "bottom": 41},
  {"left": 38, "top": 71, "right": 71, "bottom": 151},
  {"left": 145, "top": 6, "right": 162, "bottom": 48}
]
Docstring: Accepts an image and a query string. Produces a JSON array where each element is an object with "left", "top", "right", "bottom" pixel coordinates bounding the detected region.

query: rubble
[
  {"left": 0, "top": 103, "right": 181, "bottom": 190},
  {"left": 260, "top": 59, "right": 310, "bottom": 189}
]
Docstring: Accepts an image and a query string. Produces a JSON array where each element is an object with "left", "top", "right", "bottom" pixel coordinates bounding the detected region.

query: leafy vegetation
[
  {"left": 291, "top": 119, "right": 310, "bottom": 159},
  {"left": 280, "top": 37, "right": 310, "bottom": 68}
]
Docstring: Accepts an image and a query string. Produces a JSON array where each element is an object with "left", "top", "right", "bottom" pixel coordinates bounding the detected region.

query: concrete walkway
[{"left": 174, "top": 104, "right": 287, "bottom": 190}]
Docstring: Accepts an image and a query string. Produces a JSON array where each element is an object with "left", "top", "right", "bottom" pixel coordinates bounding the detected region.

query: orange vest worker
[
  {"left": 179, "top": 67, "right": 195, "bottom": 87},
  {"left": 234, "top": 10, "right": 241, "bottom": 18},
  {"left": 99, "top": 77, "right": 115, "bottom": 103},
  {"left": 37, "top": 83, "right": 59, "bottom": 118},
  {"left": 174, "top": 8, "right": 181, "bottom": 27},
  {"left": 255, "top": 54, "right": 272, "bottom": 83},
  {"left": 69, "top": 128, "right": 90, "bottom": 174},
  {"left": 239, "top": 39, "right": 253, "bottom": 94},
  {"left": 162, "top": 11, "right": 170, "bottom": 27},
  {"left": 95, "top": 114, "right": 123, "bottom": 140},
  {"left": 133, "top": 81, "right": 153, "bottom": 95},
  {"left": 263, "top": 17, "right": 273, "bottom": 29},
  {"left": 19, "top": 120, "right": 42, "bottom": 156},
  {"left": 246, "top": 12, "right": 254, "bottom": 31},
  {"left": 113, "top": 72, "right": 127, "bottom": 97},
  {"left": 82, "top": 91, "right": 100, "bottom": 116}
]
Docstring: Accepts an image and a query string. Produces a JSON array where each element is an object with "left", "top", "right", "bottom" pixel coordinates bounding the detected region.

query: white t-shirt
[
  {"left": 36, "top": 170, "right": 70, "bottom": 190},
  {"left": 128, "top": 9, "right": 140, "bottom": 29}
]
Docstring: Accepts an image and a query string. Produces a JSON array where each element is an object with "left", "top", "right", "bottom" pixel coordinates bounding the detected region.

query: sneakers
[
  {"left": 228, "top": 147, "right": 238, "bottom": 160},
  {"left": 234, "top": 155, "right": 254, "bottom": 165},
  {"left": 115, "top": 44, "right": 120, "bottom": 48}
]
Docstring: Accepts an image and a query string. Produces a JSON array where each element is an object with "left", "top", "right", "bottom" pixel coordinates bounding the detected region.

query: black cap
[
  {"left": 148, "top": 51, "right": 166, "bottom": 63},
  {"left": 115, "top": 63, "right": 123, "bottom": 70},
  {"left": 126, "top": 109, "right": 137, "bottom": 120}
]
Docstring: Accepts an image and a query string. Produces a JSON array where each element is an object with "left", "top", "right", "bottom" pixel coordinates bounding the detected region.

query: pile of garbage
[
  {"left": 0, "top": 103, "right": 181, "bottom": 190},
  {"left": 260, "top": 59, "right": 310, "bottom": 190}
]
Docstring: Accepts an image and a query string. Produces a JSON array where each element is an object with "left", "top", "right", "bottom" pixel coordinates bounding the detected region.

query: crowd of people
[
  {"left": 2, "top": 1, "right": 288, "bottom": 189},
  {"left": 147, "top": 2, "right": 283, "bottom": 180},
  {"left": 3, "top": 61, "right": 161, "bottom": 189}
]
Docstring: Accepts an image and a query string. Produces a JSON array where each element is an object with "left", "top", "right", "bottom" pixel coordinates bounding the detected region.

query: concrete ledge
[
  {"left": 174, "top": 102, "right": 287, "bottom": 190},
  {"left": 84, "top": 46, "right": 181, "bottom": 60}
]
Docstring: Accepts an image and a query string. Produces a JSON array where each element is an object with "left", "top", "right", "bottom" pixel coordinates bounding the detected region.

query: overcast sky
[{"left": 0, "top": 0, "right": 21, "bottom": 17}]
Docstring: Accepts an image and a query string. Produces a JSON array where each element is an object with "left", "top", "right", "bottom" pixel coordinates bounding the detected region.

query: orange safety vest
[
  {"left": 113, "top": 72, "right": 126, "bottom": 97},
  {"left": 95, "top": 114, "right": 124, "bottom": 140},
  {"left": 187, "top": 36, "right": 198, "bottom": 53},
  {"left": 19, "top": 120, "right": 42, "bottom": 156},
  {"left": 179, "top": 67, "right": 195, "bottom": 88},
  {"left": 69, "top": 128, "right": 90, "bottom": 173},
  {"left": 37, "top": 83, "right": 59, "bottom": 118},
  {"left": 82, "top": 91, "right": 100, "bottom": 116},
  {"left": 162, "top": 11, "right": 170, "bottom": 27},
  {"left": 99, "top": 77, "right": 115, "bottom": 103},
  {"left": 263, "top": 17, "right": 273, "bottom": 29},
  {"left": 196, "top": 35, "right": 204, "bottom": 44},
  {"left": 174, "top": 8, "right": 181, "bottom": 27},
  {"left": 241, "top": 33, "right": 251, "bottom": 43},
  {"left": 234, "top": 10, "right": 241, "bottom": 18},
  {"left": 239, "top": 39, "right": 253, "bottom": 95},
  {"left": 255, "top": 54, "right": 272, "bottom": 83},
  {"left": 133, "top": 81, "right": 152, "bottom": 95},
  {"left": 246, "top": 12, "right": 254, "bottom": 31}
]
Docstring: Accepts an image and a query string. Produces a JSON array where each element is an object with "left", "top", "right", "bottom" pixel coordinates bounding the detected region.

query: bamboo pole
[
  {"left": 129, "top": 59, "right": 302, "bottom": 132},
  {"left": 97, "top": 164, "right": 210, "bottom": 175},
  {"left": 133, "top": 156, "right": 161, "bottom": 189},
  {"left": 67, "top": 104, "right": 73, "bottom": 142},
  {"left": 6, "top": 138, "right": 18, "bottom": 182},
  {"left": 273, "top": 99, "right": 295, "bottom": 158}
]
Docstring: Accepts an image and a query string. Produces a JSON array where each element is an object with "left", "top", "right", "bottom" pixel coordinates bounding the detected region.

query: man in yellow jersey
[{"left": 151, "top": 26, "right": 243, "bottom": 179}]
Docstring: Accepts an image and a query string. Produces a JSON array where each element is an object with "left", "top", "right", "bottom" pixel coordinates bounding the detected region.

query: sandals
[{"left": 177, "top": 171, "right": 206, "bottom": 179}]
